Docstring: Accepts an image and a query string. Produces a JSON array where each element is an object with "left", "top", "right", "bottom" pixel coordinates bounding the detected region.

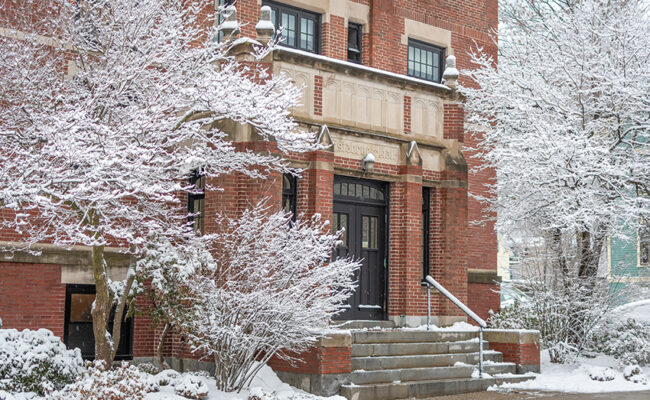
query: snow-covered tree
[
  {"left": 461, "top": 0, "right": 650, "bottom": 277},
  {"left": 139, "top": 204, "right": 359, "bottom": 392},
  {"left": 0, "top": 0, "right": 316, "bottom": 364}
]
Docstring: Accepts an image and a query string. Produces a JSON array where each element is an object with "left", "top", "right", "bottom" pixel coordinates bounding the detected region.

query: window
[
  {"left": 640, "top": 220, "right": 650, "bottom": 266},
  {"left": 263, "top": 1, "right": 320, "bottom": 53},
  {"left": 216, "top": 0, "right": 235, "bottom": 42},
  {"left": 332, "top": 212, "right": 348, "bottom": 247},
  {"left": 347, "top": 22, "right": 362, "bottom": 63},
  {"left": 188, "top": 170, "right": 205, "bottom": 234},
  {"left": 282, "top": 173, "right": 297, "bottom": 221},
  {"left": 422, "top": 187, "right": 430, "bottom": 279},
  {"left": 64, "top": 285, "right": 133, "bottom": 360},
  {"left": 408, "top": 39, "right": 445, "bottom": 83}
]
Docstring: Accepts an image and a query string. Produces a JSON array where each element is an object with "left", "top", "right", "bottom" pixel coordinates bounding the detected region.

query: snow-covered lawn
[
  {"left": 0, "top": 364, "right": 344, "bottom": 400},
  {"left": 490, "top": 350, "right": 650, "bottom": 394},
  {"left": 615, "top": 299, "right": 650, "bottom": 324}
]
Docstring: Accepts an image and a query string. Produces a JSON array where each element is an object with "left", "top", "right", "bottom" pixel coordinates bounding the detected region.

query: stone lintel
[
  {"left": 467, "top": 269, "right": 502, "bottom": 284},
  {"left": 0, "top": 241, "right": 131, "bottom": 267},
  {"left": 483, "top": 329, "right": 541, "bottom": 345},
  {"left": 315, "top": 332, "right": 351, "bottom": 348}
]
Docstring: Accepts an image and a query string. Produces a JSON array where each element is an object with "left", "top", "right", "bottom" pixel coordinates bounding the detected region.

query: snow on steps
[{"left": 340, "top": 328, "right": 535, "bottom": 400}]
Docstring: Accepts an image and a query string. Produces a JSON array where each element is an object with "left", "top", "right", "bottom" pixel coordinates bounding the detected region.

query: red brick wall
[
  {"left": 489, "top": 342, "right": 540, "bottom": 367},
  {"left": 0, "top": 263, "right": 65, "bottom": 337},
  {"left": 269, "top": 346, "right": 351, "bottom": 374},
  {"left": 467, "top": 282, "right": 499, "bottom": 322}
]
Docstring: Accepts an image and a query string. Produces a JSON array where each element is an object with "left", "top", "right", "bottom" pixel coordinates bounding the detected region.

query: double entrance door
[{"left": 332, "top": 176, "right": 387, "bottom": 320}]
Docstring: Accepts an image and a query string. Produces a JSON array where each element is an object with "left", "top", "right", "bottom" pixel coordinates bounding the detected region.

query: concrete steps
[
  {"left": 340, "top": 329, "right": 534, "bottom": 400},
  {"left": 340, "top": 374, "right": 535, "bottom": 400},
  {"left": 351, "top": 350, "right": 503, "bottom": 370}
]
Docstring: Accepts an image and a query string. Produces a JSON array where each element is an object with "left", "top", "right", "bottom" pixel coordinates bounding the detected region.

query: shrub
[
  {"left": 48, "top": 361, "right": 158, "bottom": 400},
  {"left": 591, "top": 318, "right": 650, "bottom": 366},
  {"left": 174, "top": 375, "right": 209, "bottom": 399},
  {"left": 0, "top": 328, "right": 83, "bottom": 395}
]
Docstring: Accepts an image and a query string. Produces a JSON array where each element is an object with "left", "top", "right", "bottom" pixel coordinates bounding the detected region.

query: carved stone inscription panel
[{"left": 331, "top": 132, "right": 401, "bottom": 165}]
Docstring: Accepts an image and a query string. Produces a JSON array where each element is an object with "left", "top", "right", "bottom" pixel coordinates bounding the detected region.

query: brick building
[{"left": 0, "top": 0, "right": 508, "bottom": 390}]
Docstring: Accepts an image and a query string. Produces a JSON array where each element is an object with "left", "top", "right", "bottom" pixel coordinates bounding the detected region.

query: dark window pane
[
  {"left": 70, "top": 294, "right": 94, "bottom": 322},
  {"left": 282, "top": 173, "right": 297, "bottom": 220},
  {"left": 336, "top": 213, "right": 348, "bottom": 246},
  {"left": 347, "top": 22, "right": 361, "bottom": 63},
  {"left": 264, "top": 1, "right": 319, "bottom": 53},
  {"left": 407, "top": 39, "right": 445, "bottom": 83},
  {"left": 370, "top": 216, "right": 378, "bottom": 249},
  {"left": 361, "top": 216, "right": 369, "bottom": 248}
]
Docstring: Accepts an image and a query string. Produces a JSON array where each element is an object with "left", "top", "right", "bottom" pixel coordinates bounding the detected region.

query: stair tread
[
  {"left": 342, "top": 373, "right": 534, "bottom": 388},
  {"left": 351, "top": 350, "right": 501, "bottom": 359}
]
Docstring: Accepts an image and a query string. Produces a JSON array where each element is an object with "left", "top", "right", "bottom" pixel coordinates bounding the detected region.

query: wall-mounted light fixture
[{"left": 362, "top": 153, "right": 375, "bottom": 171}]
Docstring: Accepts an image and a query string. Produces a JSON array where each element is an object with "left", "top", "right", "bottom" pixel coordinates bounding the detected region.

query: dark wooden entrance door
[{"left": 332, "top": 176, "right": 387, "bottom": 320}]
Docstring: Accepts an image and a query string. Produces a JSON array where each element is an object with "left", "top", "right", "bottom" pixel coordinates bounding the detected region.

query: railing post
[
  {"left": 426, "top": 282, "right": 431, "bottom": 331},
  {"left": 479, "top": 326, "right": 484, "bottom": 378},
  {"left": 424, "top": 275, "right": 487, "bottom": 379}
]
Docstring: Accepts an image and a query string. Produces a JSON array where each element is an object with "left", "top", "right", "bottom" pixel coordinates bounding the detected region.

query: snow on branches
[
  {"left": 139, "top": 204, "right": 360, "bottom": 392},
  {"left": 460, "top": 0, "right": 650, "bottom": 276},
  {"left": 0, "top": 0, "right": 318, "bottom": 364}
]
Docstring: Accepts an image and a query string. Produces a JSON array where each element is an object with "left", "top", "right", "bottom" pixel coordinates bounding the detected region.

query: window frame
[
  {"left": 347, "top": 22, "right": 362, "bottom": 63},
  {"left": 639, "top": 219, "right": 650, "bottom": 267},
  {"left": 407, "top": 38, "right": 445, "bottom": 83},
  {"left": 422, "top": 187, "right": 431, "bottom": 280},
  {"left": 216, "top": 0, "right": 236, "bottom": 42},
  {"left": 63, "top": 284, "right": 133, "bottom": 360},
  {"left": 263, "top": 1, "right": 321, "bottom": 54},
  {"left": 282, "top": 173, "right": 298, "bottom": 221},
  {"left": 188, "top": 169, "right": 205, "bottom": 234}
]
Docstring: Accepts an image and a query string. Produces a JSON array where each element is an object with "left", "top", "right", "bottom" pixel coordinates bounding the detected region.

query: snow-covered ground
[
  {"left": 147, "top": 365, "right": 345, "bottom": 400},
  {"left": 490, "top": 350, "right": 650, "bottom": 394},
  {"left": 0, "top": 364, "right": 344, "bottom": 400},
  {"left": 615, "top": 299, "right": 650, "bottom": 324}
]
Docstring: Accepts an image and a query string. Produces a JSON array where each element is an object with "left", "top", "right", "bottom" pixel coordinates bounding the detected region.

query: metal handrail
[{"left": 423, "top": 275, "right": 487, "bottom": 378}]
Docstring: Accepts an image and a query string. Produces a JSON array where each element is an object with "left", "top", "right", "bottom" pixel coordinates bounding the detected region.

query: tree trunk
[
  {"left": 578, "top": 229, "right": 604, "bottom": 278},
  {"left": 90, "top": 244, "right": 114, "bottom": 365},
  {"left": 156, "top": 323, "right": 171, "bottom": 369},
  {"left": 109, "top": 261, "right": 136, "bottom": 362}
]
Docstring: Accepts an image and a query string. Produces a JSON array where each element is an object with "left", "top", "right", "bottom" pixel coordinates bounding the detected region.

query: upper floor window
[
  {"left": 408, "top": 39, "right": 445, "bottom": 83},
  {"left": 347, "top": 22, "right": 362, "bottom": 63},
  {"left": 216, "top": 0, "right": 236, "bottom": 42},
  {"left": 282, "top": 173, "right": 297, "bottom": 221},
  {"left": 188, "top": 170, "right": 205, "bottom": 234},
  {"left": 264, "top": 1, "right": 320, "bottom": 53},
  {"left": 640, "top": 219, "right": 650, "bottom": 266}
]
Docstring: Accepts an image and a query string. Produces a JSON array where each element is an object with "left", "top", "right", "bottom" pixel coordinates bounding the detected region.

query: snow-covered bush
[
  {"left": 0, "top": 328, "right": 83, "bottom": 395},
  {"left": 623, "top": 365, "right": 647, "bottom": 384},
  {"left": 145, "top": 204, "right": 359, "bottom": 392},
  {"left": 488, "top": 272, "right": 618, "bottom": 363},
  {"left": 174, "top": 375, "right": 209, "bottom": 399},
  {"left": 154, "top": 369, "right": 180, "bottom": 386},
  {"left": 591, "top": 318, "right": 650, "bottom": 366},
  {"left": 586, "top": 366, "right": 616, "bottom": 382},
  {"left": 48, "top": 361, "right": 158, "bottom": 400}
]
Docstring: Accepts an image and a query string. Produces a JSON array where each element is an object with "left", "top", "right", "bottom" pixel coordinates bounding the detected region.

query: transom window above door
[{"left": 263, "top": 1, "right": 320, "bottom": 53}]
